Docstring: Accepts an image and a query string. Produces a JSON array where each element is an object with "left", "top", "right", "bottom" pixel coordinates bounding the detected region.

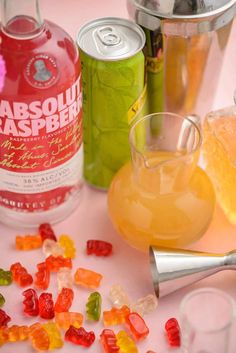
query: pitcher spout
[{"left": 129, "top": 113, "right": 201, "bottom": 194}]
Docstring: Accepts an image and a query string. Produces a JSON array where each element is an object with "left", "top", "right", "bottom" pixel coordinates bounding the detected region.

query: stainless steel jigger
[{"left": 149, "top": 246, "right": 236, "bottom": 298}]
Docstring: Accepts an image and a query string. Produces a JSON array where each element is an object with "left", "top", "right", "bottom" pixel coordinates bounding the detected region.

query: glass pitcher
[{"left": 108, "top": 113, "right": 215, "bottom": 251}]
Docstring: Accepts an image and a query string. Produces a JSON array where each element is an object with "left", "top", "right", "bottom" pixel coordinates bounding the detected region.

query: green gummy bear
[
  {"left": 86, "top": 292, "right": 101, "bottom": 321},
  {"left": 0, "top": 269, "right": 13, "bottom": 286},
  {"left": 0, "top": 294, "right": 5, "bottom": 307}
]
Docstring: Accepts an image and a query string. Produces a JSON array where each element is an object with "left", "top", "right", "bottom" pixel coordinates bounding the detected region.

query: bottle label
[
  {"left": 24, "top": 54, "right": 59, "bottom": 89},
  {"left": 127, "top": 84, "right": 147, "bottom": 124},
  {"left": 0, "top": 75, "right": 83, "bottom": 211}
]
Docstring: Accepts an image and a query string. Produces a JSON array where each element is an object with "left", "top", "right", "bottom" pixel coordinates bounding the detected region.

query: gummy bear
[
  {"left": 46, "top": 255, "right": 72, "bottom": 272},
  {"left": 65, "top": 325, "right": 95, "bottom": 347},
  {"left": 10, "top": 262, "right": 33, "bottom": 287},
  {"left": 15, "top": 234, "right": 42, "bottom": 250},
  {"left": 116, "top": 330, "right": 138, "bottom": 353},
  {"left": 42, "top": 321, "right": 64, "bottom": 349},
  {"left": 29, "top": 323, "right": 50, "bottom": 351},
  {"left": 165, "top": 318, "right": 181, "bottom": 347},
  {"left": 57, "top": 267, "right": 73, "bottom": 292},
  {"left": 74, "top": 268, "right": 103, "bottom": 289},
  {"left": 87, "top": 240, "right": 113, "bottom": 256},
  {"left": 86, "top": 292, "right": 102, "bottom": 321},
  {"left": 59, "top": 234, "right": 76, "bottom": 259},
  {"left": 103, "top": 306, "right": 130, "bottom": 326},
  {"left": 0, "top": 268, "right": 12, "bottom": 286},
  {"left": 34, "top": 262, "right": 50, "bottom": 290},
  {"left": 0, "top": 327, "right": 8, "bottom": 346},
  {"left": 22, "top": 288, "right": 39, "bottom": 316},
  {"left": 42, "top": 239, "right": 64, "bottom": 257},
  {"left": 0, "top": 309, "right": 11, "bottom": 327},
  {"left": 125, "top": 312, "right": 149, "bottom": 340},
  {"left": 100, "top": 329, "right": 120, "bottom": 353},
  {"left": 131, "top": 294, "right": 158, "bottom": 316},
  {"left": 109, "top": 284, "right": 130, "bottom": 308},
  {"left": 39, "top": 223, "right": 57, "bottom": 242},
  {"left": 55, "top": 312, "right": 83, "bottom": 330},
  {"left": 0, "top": 294, "right": 5, "bottom": 307},
  {"left": 38, "top": 293, "right": 55, "bottom": 319},
  {"left": 54, "top": 287, "right": 74, "bottom": 313},
  {"left": 7, "top": 325, "right": 29, "bottom": 342}
]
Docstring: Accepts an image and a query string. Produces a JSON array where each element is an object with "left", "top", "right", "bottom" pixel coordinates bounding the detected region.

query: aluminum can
[{"left": 77, "top": 17, "right": 146, "bottom": 189}]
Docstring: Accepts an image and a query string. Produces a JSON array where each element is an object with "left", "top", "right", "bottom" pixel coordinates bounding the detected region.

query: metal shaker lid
[{"left": 132, "top": 0, "right": 236, "bottom": 18}]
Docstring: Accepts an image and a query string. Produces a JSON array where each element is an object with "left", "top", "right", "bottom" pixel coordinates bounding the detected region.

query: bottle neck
[{"left": 2, "top": 0, "right": 43, "bottom": 38}]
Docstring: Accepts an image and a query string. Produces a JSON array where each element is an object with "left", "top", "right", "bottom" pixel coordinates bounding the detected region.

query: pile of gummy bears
[{"left": 0, "top": 223, "right": 181, "bottom": 352}]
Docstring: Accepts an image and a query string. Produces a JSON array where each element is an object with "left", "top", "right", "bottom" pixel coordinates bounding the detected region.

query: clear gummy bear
[
  {"left": 109, "top": 284, "right": 130, "bottom": 308},
  {"left": 57, "top": 268, "right": 73, "bottom": 292},
  {"left": 131, "top": 294, "right": 158, "bottom": 316},
  {"left": 42, "top": 239, "right": 64, "bottom": 257}
]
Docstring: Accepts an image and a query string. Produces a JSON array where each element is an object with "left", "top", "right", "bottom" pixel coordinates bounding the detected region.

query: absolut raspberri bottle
[{"left": 0, "top": 0, "right": 83, "bottom": 227}]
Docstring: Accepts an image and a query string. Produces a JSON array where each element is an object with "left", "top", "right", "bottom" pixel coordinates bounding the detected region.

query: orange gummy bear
[
  {"left": 74, "top": 268, "right": 103, "bottom": 289},
  {"left": 55, "top": 312, "right": 83, "bottom": 330},
  {"left": 7, "top": 325, "right": 29, "bottom": 342},
  {"left": 0, "top": 328, "right": 8, "bottom": 346},
  {"left": 29, "top": 323, "right": 50, "bottom": 351},
  {"left": 15, "top": 235, "right": 42, "bottom": 250},
  {"left": 103, "top": 305, "right": 130, "bottom": 326}
]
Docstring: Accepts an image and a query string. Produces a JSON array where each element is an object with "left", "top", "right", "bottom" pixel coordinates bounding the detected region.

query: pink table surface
[{"left": 1, "top": 1, "right": 236, "bottom": 352}]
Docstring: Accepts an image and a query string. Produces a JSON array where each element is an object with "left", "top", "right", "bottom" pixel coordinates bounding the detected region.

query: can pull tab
[{"left": 96, "top": 26, "right": 121, "bottom": 46}]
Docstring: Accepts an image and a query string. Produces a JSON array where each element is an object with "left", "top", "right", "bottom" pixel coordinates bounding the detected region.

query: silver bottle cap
[{"left": 77, "top": 17, "right": 145, "bottom": 61}]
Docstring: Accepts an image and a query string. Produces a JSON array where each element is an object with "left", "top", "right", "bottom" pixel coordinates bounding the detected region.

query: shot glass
[{"left": 180, "top": 288, "right": 235, "bottom": 353}]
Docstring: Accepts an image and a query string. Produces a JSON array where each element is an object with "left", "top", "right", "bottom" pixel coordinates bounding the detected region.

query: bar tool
[{"left": 150, "top": 246, "right": 236, "bottom": 297}]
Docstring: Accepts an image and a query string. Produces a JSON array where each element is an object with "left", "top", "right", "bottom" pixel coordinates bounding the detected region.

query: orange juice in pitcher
[{"left": 108, "top": 113, "right": 215, "bottom": 251}]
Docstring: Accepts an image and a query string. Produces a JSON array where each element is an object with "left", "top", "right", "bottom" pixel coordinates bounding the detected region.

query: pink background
[{"left": 0, "top": 0, "right": 236, "bottom": 352}]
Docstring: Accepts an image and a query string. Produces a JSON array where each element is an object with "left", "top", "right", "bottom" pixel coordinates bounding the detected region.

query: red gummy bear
[
  {"left": 0, "top": 309, "right": 11, "bottom": 327},
  {"left": 22, "top": 288, "right": 39, "bottom": 316},
  {"left": 165, "top": 318, "right": 181, "bottom": 347},
  {"left": 45, "top": 255, "right": 72, "bottom": 272},
  {"left": 125, "top": 312, "right": 149, "bottom": 340},
  {"left": 87, "top": 240, "right": 112, "bottom": 256},
  {"left": 65, "top": 325, "right": 95, "bottom": 347},
  {"left": 39, "top": 223, "right": 57, "bottom": 242},
  {"left": 100, "top": 329, "right": 120, "bottom": 353},
  {"left": 10, "top": 262, "right": 33, "bottom": 287},
  {"left": 38, "top": 293, "right": 54, "bottom": 319},
  {"left": 54, "top": 288, "right": 74, "bottom": 313},
  {"left": 34, "top": 262, "right": 50, "bottom": 290}
]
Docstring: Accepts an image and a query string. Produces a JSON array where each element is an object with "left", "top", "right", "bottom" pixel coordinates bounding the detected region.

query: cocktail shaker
[
  {"left": 127, "top": 0, "right": 236, "bottom": 118},
  {"left": 150, "top": 246, "right": 236, "bottom": 297}
]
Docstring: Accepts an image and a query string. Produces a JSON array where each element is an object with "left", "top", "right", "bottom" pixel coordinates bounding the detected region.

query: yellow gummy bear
[
  {"left": 116, "top": 331, "right": 138, "bottom": 353},
  {"left": 59, "top": 234, "right": 76, "bottom": 259},
  {"left": 42, "top": 322, "right": 64, "bottom": 349}
]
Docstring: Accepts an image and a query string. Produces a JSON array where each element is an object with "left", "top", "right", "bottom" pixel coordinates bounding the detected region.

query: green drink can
[{"left": 77, "top": 17, "right": 146, "bottom": 189}]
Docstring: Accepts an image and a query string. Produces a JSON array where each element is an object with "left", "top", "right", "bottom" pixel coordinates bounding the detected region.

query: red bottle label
[{"left": 0, "top": 75, "right": 83, "bottom": 211}]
